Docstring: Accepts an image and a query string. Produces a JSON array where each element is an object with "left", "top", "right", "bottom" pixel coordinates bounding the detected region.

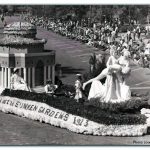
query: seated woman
[
  {"left": 44, "top": 80, "right": 58, "bottom": 95},
  {"left": 10, "top": 68, "right": 31, "bottom": 92},
  {"left": 83, "top": 49, "right": 131, "bottom": 102}
]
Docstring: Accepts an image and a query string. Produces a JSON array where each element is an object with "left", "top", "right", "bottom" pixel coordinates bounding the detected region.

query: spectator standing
[
  {"left": 145, "top": 26, "right": 148, "bottom": 35},
  {"left": 93, "top": 23, "right": 96, "bottom": 32},
  {"left": 132, "top": 28, "right": 136, "bottom": 41},
  {"left": 144, "top": 40, "right": 150, "bottom": 55},
  {"left": 136, "top": 25, "right": 141, "bottom": 39},
  {"left": 95, "top": 54, "right": 103, "bottom": 70},
  {"left": 111, "top": 30, "right": 116, "bottom": 43},
  {"left": 127, "top": 29, "right": 131, "bottom": 43},
  {"left": 144, "top": 55, "right": 149, "bottom": 68},
  {"left": 115, "top": 25, "right": 118, "bottom": 37},
  {"left": 138, "top": 39, "right": 145, "bottom": 53},
  {"left": 107, "top": 33, "right": 111, "bottom": 44},
  {"left": 89, "top": 53, "right": 97, "bottom": 75},
  {"left": 128, "top": 37, "right": 133, "bottom": 51},
  {"left": 139, "top": 51, "right": 145, "bottom": 67}
]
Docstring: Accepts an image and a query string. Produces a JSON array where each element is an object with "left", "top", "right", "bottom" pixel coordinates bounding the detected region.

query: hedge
[
  {"left": 1, "top": 89, "right": 147, "bottom": 125},
  {"left": 88, "top": 96, "right": 150, "bottom": 113}
]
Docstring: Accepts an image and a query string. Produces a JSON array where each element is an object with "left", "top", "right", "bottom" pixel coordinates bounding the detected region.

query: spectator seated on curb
[
  {"left": 133, "top": 53, "right": 139, "bottom": 62},
  {"left": 144, "top": 40, "right": 150, "bottom": 55},
  {"left": 44, "top": 80, "right": 58, "bottom": 96},
  {"left": 82, "top": 36, "right": 89, "bottom": 43},
  {"left": 122, "top": 42, "right": 128, "bottom": 48},
  {"left": 144, "top": 55, "right": 150, "bottom": 68},
  {"left": 122, "top": 46, "right": 129, "bottom": 55},
  {"left": 93, "top": 41, "right": 99, "bottom": 48},
  {"left": 86, "top": 39, "right": 94, "bottom": 46}
]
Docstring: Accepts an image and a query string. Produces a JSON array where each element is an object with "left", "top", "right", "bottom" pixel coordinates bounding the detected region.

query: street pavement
[{"left": 0, "top": 16, "right": 150, "bottom": 145}]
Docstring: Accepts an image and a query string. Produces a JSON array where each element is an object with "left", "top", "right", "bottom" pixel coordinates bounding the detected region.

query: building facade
[{"left": 0, "top": 22, "right": 55, "bottom": 89}]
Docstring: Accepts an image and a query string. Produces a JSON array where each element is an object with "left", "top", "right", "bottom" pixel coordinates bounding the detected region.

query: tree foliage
[{"left": 1, "top": 5, "right": 150, "bottom": 24}]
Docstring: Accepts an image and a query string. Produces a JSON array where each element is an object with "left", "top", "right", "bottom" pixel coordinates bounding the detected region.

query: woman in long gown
[
  {"left": 83, "top": 49, "right": 131, "bottom": 102},
  {"left": 10, "top": 68, "right": 31, "bottom": 91}
]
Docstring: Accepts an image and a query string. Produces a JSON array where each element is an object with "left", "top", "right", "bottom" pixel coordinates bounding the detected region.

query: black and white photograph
[{"left": 1, "top": 1, "right": 150, "bottom": 146}]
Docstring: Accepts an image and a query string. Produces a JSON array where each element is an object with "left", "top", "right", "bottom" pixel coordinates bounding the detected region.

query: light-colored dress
[
  {"left": 88, "top": 72, "right": 121, "bottom": 102},
  {"left": 74, "top": 80, "right": 83, "bottom": 100},
  {"left": 88, "top": 57, "right": 131, "bottom": 102},
  {"left": 11, "top": 74, "right": 30, "bottom": 91},
  {"left": 44, "top": 84, "right": 58, "bottom": 94}
]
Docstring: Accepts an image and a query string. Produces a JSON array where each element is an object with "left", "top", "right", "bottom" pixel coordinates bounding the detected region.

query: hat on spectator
[
  {"left": 76, "top": 74, "right": 82, "bottom": 80},
  {"left": 110, "top": 45, "right": 117, "bottom": 54},
  {"left": 123, "top": 50, "right": 130, "bottom": 57},
  {"left": 76, "top": 74, "right": 82, "bottom": 77},
  {"left": 13, "top": 68, "right": 19, "bottom": 73}
]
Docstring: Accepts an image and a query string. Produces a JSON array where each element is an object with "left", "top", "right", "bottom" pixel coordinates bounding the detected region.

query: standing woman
[
  {"left": 10, "top": 68, "right": 31, "bottom": 92},
  {"left": 118, "top": 51, "right": 131, "bottom": 100},
  {"left": 82, "top": 50, "right": 131, "bottom": 102}
]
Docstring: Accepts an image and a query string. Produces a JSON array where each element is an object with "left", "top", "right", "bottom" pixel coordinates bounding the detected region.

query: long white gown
[
  {"left": 11, "top": 74, "right": 30, "bottom": 91},
  {"left": 88, "top": 68, "right": 131, "bottom": 103}
]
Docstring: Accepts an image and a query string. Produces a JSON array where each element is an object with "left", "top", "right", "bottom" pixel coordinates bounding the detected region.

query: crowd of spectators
[
  {"left": 24, "top": 15, "right": 121, "bottom": 51},
  {"left": 24, "top": 15, "right": 150, "bottom": 69}
]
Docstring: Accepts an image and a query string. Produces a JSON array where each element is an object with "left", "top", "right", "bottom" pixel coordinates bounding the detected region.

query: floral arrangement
[
  {"left": 3, "top": 22, "right": 37, "bottom": 36},
  {"left": 3, "top": 30, "right": 37, "bottom": 36},
  {"left": 141, "top": 108, "right": 150, "bottom": 127},
  {"left": 0, "top": 96, "right": 147, "bottom": 136},
  {"left": 0, "top": 36, "right": 46, "bottom": 46},
  {"left": 1, "top": 89, "right": 147, "bottom": 126},
  {"left": 4, "top": 22, "right": 36, "bottom": 31},
  {"left": 88, "top": 96, "right": 149, "bottom": 113}
]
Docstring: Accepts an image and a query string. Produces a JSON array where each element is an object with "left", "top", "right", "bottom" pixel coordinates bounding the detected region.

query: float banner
[{"left": 0, "top": 96, "right": 147, "bottom": 136}]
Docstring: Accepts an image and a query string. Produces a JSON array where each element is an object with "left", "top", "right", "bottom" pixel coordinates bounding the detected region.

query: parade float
[
  {"left": 0, "top": 22, "right": 150, "bottom": 137},
  {"left": 0, "top": 88, "right": 149, "bottom": 137}
]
